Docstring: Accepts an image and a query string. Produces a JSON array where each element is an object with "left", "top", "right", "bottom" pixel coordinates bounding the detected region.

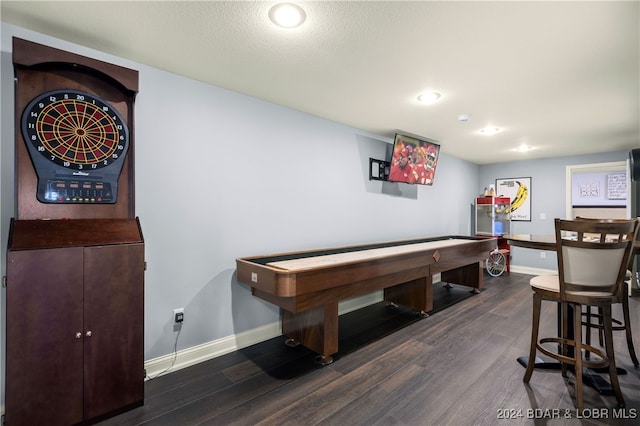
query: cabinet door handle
[
  {"left": 85, "top": 331, "right": 92, "bottom": 337},
  {"left": 75, "top": 332, "right": 82, "bottom": 339}
]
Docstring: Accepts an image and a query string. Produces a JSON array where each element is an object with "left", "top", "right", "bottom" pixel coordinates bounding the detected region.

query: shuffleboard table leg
[
  {"left": 284, "top": 338, "right": 300, "bottom": 347},
  {"left": 315, "top": 355, "right": 334, "bottom": 365},
  {"left": 282, "top": 303, "right": 339, "bottom": 364},
  {"left": 383, "top": 276, "right": 432, "bottom": 314},
  {"left": 441, "top": 261, "right": 484, "bottom": 294}
]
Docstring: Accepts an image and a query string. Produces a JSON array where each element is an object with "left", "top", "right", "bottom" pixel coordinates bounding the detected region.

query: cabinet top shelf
[
  {"left": 8, "top": 218, "right": 143, "bottom": 250},
  {"left": 476, "top": 196, "right": 510, "bottom": 205}
]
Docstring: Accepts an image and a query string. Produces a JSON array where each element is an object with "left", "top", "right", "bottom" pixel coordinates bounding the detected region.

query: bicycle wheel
[{"left": 486, "top": 250, "right": 506, "bottom": 277}]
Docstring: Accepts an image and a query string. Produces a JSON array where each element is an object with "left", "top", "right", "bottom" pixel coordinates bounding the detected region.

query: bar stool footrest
[{"left": 537, "top": 337, "right": 609, "bottom": 369}]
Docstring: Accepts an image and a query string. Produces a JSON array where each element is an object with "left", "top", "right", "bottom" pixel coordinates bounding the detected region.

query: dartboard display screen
[{"left": 21, "top": 89, "right": 130, "bottom": 204}]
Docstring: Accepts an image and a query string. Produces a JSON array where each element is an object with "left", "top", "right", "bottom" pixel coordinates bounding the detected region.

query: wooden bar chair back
[
  {"left": 523, "top": 218, "right": 639, "bottom": 410},
  {"left": 575, "top": 217, "right": 639, "bottom": 367}
]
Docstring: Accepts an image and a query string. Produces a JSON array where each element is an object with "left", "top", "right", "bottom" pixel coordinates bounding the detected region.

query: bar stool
[{"left": 523, "top": 218, "right": 639, "bottom": 410}]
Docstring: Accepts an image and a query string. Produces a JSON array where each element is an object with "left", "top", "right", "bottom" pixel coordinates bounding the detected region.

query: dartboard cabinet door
[{"left": 5, "top": 218, "right": 145, "bottom": 425}]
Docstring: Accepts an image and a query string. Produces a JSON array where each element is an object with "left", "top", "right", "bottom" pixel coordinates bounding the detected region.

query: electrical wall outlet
[{"left": 173, "top": 308, "right": 184, "bottom": 323}]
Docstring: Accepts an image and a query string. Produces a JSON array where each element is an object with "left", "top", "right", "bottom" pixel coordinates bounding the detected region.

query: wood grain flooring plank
[
  {"left": 201, "top": 366, "right": 343, "bottom": 426},
  {"left": 134, "top": 369, "right": 298, "bottom": 425},
  {"left": 315, "top": 363, "right": 429, "bottom": 425},
  {"left": 255, "top": 339, "right": 430, "bottom": 425}
]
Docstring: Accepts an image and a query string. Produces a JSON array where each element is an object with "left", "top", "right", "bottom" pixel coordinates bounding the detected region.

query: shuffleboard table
[{"left": 236, "top": 235, "right": 496, "bottom": 364}]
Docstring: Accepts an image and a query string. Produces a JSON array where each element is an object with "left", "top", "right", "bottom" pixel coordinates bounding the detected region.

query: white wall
[{"left": 0, "top": 24, "right": 481, "bottom": 407}]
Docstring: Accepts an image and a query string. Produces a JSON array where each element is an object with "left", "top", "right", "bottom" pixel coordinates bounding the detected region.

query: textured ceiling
[{"left": 2, "top": 0, "right": 639, "bottom": 165}]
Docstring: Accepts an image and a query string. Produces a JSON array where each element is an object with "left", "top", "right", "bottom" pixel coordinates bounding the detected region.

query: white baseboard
[
  {"left": 509, "top": 265, "right": 556, "bottom": 276},
  {"left": 144, "top": 321, "right": 282, "bottom": 379},
  {"left": 144, "top": 290, "right": 385, "bottom": 379}
]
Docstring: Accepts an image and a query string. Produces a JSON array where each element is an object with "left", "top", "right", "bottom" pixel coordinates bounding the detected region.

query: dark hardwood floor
[{"left": 99, "top": 272, "right": 640, "bottom": 425}]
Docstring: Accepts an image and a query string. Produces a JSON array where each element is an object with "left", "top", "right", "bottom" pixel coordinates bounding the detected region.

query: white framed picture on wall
[{"left": 496, "top": 177, "right": 531, "bottom": 221}]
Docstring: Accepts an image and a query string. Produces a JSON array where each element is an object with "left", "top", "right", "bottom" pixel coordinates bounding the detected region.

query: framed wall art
[{"left": 496, "top": 177, "right": 531, "bottom": 221}]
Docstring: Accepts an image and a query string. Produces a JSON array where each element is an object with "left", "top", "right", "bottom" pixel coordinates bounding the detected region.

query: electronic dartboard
[{"left": 21, "top": 89, "right": 130, "bottom": 204}]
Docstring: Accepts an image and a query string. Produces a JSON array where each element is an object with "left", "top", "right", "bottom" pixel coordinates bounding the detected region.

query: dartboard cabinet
[{"left": 5, "top": 38, "right": 145, "bottom": 425}]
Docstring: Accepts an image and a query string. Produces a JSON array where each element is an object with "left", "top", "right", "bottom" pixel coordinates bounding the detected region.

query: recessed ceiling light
[
  {"left": 479, "top": 126, "right": 501, "bottom": 136},
  {"left": 515, "top": 145, "right": 533, "bottom": 152},
  {"left": 269, "top": 3, "right": 307, "bottom": 28},
  {"left": 417, "top": 91, "right": 442, "bottom": 104}
]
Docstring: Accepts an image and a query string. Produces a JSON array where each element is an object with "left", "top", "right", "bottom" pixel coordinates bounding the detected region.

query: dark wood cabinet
[
  {"left": 7, "top": 37, "right": 143, "bottom": 425},
  {"left": 5, "top": 218, "right": 145, "bottom": 425}
]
